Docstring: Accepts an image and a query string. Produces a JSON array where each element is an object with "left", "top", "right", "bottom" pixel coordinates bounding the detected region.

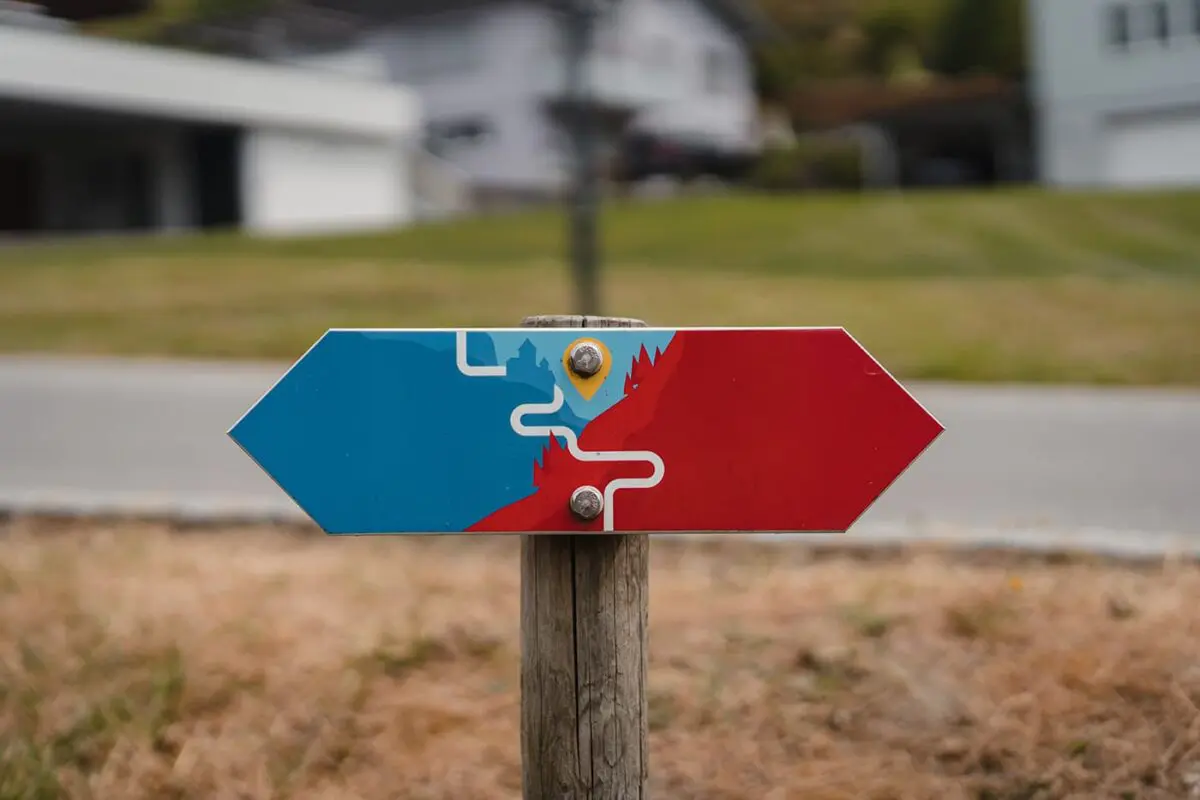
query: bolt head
[
  {"left": 569, "top": 485, "right": 604, "bottom": 521},
  {"left": 569, "top": 341, "right": 604, "bottom": 377}
]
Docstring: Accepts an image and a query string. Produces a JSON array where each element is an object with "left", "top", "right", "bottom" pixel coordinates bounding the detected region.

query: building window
[
  {"left": 424, "top": 116, "right": 494, "bottom": 156},
  {"left": 1150, "top": 0, "right": 1170, "bottom": 43},
  {"left": 702, "top": 48, "right": 735, "bottom": 94},
  {"left": 1107, "top": 3, "right": 1131, "bottom": 49}
]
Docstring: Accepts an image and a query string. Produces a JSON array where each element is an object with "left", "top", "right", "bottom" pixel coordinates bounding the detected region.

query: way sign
[{"left": 229, "top": 327, "right": 943, "bottom": 535}]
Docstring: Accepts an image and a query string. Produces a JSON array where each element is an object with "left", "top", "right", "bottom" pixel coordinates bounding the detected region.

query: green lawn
[{"left": 2, "top": 189, "right": 1199, "bottom": 385}]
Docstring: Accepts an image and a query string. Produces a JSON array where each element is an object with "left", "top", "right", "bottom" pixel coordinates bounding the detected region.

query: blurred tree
[
  {"left": 752, "top": 0, "right": 860, "bottom": 93},
  {"left": 858, "top": 3, "right": 920, "bottom": 77},
  {"left": 929, "top": 0, "right": 1027, "bottom": 78},
  {"left": 82, "top": 0, "right": 265, "bottom": 40},
  {"left": 92, "top": 0, "right": 1029, "bottom": 95},
  {"left": 191, "top": 0, "right": 267, "bottom": 17},
  {"left": 753, "top": 0, "right": 950, "bottom": 92}
]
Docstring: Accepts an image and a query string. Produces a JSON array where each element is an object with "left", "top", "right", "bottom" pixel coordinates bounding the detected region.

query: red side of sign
[{"left": 468, "top": 328, "right": 942, "bottom": 533}]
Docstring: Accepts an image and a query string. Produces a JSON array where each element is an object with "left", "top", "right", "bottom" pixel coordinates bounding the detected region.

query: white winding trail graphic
[
  {"left": 510, "top": 386, "right": 665, "bottom": 531},
  {"left": 455, "top": 330, "right": 665, "bottom": 531},
  {"left": 456, "top": 330, "right": 507, "bottom": 377}
]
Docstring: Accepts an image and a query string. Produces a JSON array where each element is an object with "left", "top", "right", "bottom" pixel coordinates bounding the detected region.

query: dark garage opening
[
  {"left": 0, "top": 150, "right": 40, "bottom": 234},
  {"left": 190, "top": 126, "right": 243, "bottom": 230},
  {"left": 905, "top": 125, "right": 1003, "bottom": 187},
  {"left": 113, "top": 150, "right": 155, "bottom": 231}
]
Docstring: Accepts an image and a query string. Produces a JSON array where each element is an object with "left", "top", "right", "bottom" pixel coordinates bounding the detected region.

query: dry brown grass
[{"left": 3, "top": 519, "right": 1200, "bottom": 799}]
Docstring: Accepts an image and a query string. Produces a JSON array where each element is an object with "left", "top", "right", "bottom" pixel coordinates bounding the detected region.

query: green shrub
[{"left": 751, "top": 139, "right": 865, "bottom": 192}]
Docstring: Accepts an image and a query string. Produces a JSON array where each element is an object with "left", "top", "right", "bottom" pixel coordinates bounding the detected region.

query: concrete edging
[{"left": 2, "top": 492, "right": 1195, "bottom": 567}]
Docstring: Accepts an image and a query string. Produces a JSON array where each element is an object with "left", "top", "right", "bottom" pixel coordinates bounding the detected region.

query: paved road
[{"left": 1, "top": 355, "right": 1198, "bottom": 555}]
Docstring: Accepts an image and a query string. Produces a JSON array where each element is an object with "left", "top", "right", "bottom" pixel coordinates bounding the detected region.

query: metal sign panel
[{"left": 229, "top": 327, "right": 943, "bottom": 534}]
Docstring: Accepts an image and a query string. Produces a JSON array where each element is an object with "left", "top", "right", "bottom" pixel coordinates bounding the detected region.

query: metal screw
[
  {"left": 568, "top": 341, "right": 604, "bottom": 378},
  {"left": 569, "top": 485, "right": 604, "bottom": 521}
]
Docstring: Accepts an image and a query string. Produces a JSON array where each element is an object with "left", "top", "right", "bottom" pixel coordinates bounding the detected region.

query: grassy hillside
[{"left": 2, "top": 190, "right": 1199, "bottom": 384}]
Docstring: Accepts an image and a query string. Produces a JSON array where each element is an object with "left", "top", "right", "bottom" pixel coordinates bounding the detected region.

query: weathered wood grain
[{"left": 520, "top": 314, "right": 650, "bottom": 800}]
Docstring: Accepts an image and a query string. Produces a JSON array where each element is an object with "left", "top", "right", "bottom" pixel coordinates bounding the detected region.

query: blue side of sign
[{"left": 229, "top": 330, "right": 587, "bottom": 533}]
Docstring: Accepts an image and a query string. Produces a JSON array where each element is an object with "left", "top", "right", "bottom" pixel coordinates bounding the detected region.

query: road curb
[{"left": 2, "top": 493, "right": 1196, "bottom": 566}]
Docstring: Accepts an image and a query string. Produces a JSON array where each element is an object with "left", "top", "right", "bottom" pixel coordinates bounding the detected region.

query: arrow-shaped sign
[{"left": 228, "top": 327, "right": 943, "bottom": 534}]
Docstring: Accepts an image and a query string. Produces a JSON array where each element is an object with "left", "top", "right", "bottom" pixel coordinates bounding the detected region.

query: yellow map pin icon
[{"left": 562, "top": 337, "right": 612, "bottom": 401}]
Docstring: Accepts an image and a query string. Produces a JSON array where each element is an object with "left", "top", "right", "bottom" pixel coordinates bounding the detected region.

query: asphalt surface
[{"left": 1, "top": 355, "right": 1198, "bottom": 556}]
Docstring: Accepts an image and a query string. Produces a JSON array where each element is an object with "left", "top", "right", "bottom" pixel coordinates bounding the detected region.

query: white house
[
  {"left": 173, "top": 0, "right": 775, "bottom": 203},
  {"left": 0, "top": 6, "right": 426, "bottom": 237},
  {"left": 1029, "top": 0, "right": 1200, "bottom": 187}
]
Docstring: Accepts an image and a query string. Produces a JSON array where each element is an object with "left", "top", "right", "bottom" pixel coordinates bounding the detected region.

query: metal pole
[{"left": 564, "top": 2, "right": 601, "bottom": 317}]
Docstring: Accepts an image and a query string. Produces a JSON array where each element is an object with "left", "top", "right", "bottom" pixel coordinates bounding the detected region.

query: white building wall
[
  {"left": 0, "top": 25, "right": 418, "bottom": 138},
  {"left": 279, "top": 47, "right": 391, "bottom": 81},
  {"left": 615, "top": 0, "right": 759, "bottom": 152},
  {"left": 364, "top": 2, "right": 562, "bottom": 191},
  {"left": 240, "top": 127, "right": 411, "bottom": 235},
  {"left": 0, "top": 25, "right": 423, "bottom": 235},
  {"left": 1030, "top": 0, "right": 1200, "bottom": 103},
  {"left": 1102, "top": 107, "right": 1200, "bottom": 186},
  {"left": 1029, "top": 0, "right": 1200, "bottom": 187},
  {"left": 314, "top": 0, "right": 760, "bottom": 193}
]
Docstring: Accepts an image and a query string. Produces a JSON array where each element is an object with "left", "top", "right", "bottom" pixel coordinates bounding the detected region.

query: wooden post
[{"left": 520, "top": 314, "right": 650, "bottom": 800}]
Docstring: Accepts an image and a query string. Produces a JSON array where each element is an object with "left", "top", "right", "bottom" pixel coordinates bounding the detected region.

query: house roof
[
  {"left": 161, "top": 0, "right": 778, "bottom": 57},
  {"left": 0, "top": 22, "right": 420, "bottom": 138}
]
